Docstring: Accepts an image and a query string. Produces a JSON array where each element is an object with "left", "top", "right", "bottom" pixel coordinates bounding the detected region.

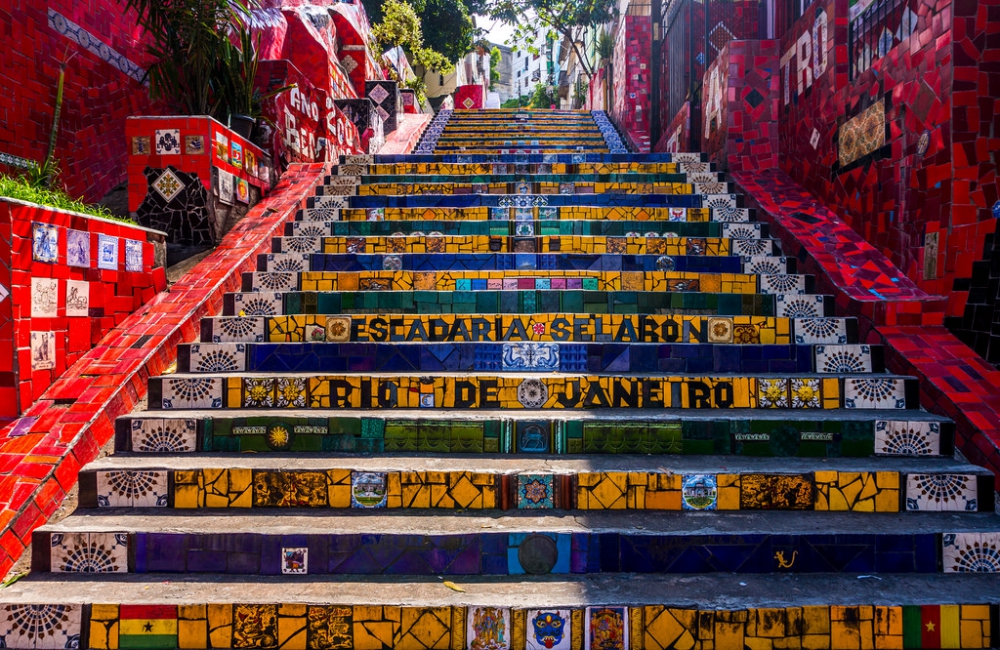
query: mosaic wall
[
  {"left": 701, "top": 40, "right": 780, "bottom": 172},
  {"left": 367, "top": 80, "right": 401, "bottom": 134},
  {"left": 610, "top": 14, "right": 652, "bottom": 152},
  {"left": 0, "top": 1, "right": 157, "bottom": 203},
  {"left": 654, "top": 102, "right": 690, "bottom": 154},
  {"left": 0, "top": 199, "right": 165, "bottom": 417},
  {"left": 455, "top": 85, "right": 485, "bottom": 111},
  {"left": 0, "top": 601, "right": 991, "bottom": 649},
  {"left": 126, "top": 117, "right": 269, "bottom": 245},
  {"left": 775, "top": 0, "right": 984, "bottom": 310}
]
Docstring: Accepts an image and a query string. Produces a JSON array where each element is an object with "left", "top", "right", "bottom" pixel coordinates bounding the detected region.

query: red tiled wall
[
  {"left": 776, "top": 0, "right": 982, "bottom": 311},
  {"left": 455, "top": 85, "right": 485, "bottom": 110},
  {"left": 0, "top": 200, "right": 165, "bottom": 418},
  {"left": 125, "top": 117, "right": 269, "bottom": 214},
  {"left": 654, "top": 101, "right": 691, "bottom": 153},
  {"left": 0, "top": 0, "right": 156, "bottom": 203},
  {"left": 611, "top": 15, "right": 652, "bottom": 152},
  {"left": 701, "top": 40, "right": 780, "bottom": 172}
]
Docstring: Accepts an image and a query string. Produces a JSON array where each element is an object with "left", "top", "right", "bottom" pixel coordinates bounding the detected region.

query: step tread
[
  {"left": 82, "top": 453, "right": 984, "bottom": 475},
  {"left": 122, "top": 407, "right": 949, "bottom": 421},
  {"left": 38, "top": 511, "right": 1000, "bottom": 535},
  {"left": 5, "top": 572, "right": 1000, "bottom": 607}
]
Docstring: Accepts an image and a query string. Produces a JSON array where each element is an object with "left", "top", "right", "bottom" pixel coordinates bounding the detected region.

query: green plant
[
  {"left": 0, "top": 175, "right": 136, "bottom": 224},
  {"left": 217, "top": 26, "right": 296, "bottom": 123},
  {"left": 126, "top": 0, "right": 255, "bottom": 116},
  {"left": 373, "top": 0, "right": 455, "bottom": 75},
  {"left": 596, "top": 29, "right": 614, "bottom": 65},
  {"left": 489, "top": 0, "right": 616, "bottom": 79},
  {"left": 529, "top": 82, "right": 556, "bottom": 108},
  {"left": 403, "top": 76, "right": 428, "bottom": 104},
  {"left": 489, "top": 46, "right": 501, "bottom": 90}
]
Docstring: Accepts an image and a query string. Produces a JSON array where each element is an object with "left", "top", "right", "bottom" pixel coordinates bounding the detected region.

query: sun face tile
[
  {"left": 131, "top": 418, "right": 197, "bottom": 452},
  {"left": 0, "top": 604, "right": 83, "bottom": 649},
  {"left": 942, "top": 533, "right": 1000, "bottom": 573},
  {"left": 50, "top": 532, "right": 128, "bottom": 573},
  {"left": 874, "top": 420, "right": 941, "bottom": 456},
  {"left": 96, "top": 470, "right": 168, "bottom": 507}
]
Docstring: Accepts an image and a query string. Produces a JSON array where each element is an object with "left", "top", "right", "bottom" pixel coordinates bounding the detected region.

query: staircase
[{"left": 5, "top": 109, "right": 1000, "bottom": 650}]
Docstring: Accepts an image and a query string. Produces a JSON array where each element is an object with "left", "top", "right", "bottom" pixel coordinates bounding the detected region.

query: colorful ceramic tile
[
  {"left": 230, "top": 140, "right": 243, "bottom": 168},
  {"left": 839, "top": 100, "right": 885, "bottom": 167},
  {"left": 815, "top": 344, "right": 872, "bottom": 373},
  {"left": 682, "top": 474, "right": 718, "bottom": 510},
  {"left": 125, "top": 239, "right": 143, "bottom": 272},
  {"left": 130, "top": 418, "right": 197, "bottom": 453},
  {"left": 526, "top": 610, "right": 572, "bottom": 650},
  {"left": 236, "top": 178, "right": 250, "bottom": 204},
  {"left": 874, "top": 420, "right": 941, "bottom": 456},
  {"left": 96, "top": 470, "right": 168, "bottom": 507},
  {"left": 161, "top": 377, "right": 222, "bottom": 409},
  {"left": 152, "top": 168, "right": 185, "bottom": 203},
  {"left": 189, "top": 343, "right": 245, "bottom": 373},
  {"left": 794, "top": 318, "right": 848, "bottom": 344},
  {"left": 66, "top": 229, "right": 90, "bottom": 268},
  {"left": 245, "top": 148, "right": 257, "bottom": 176},
  {"left": 50, "top": 532, "right": 128, "bottom": 573},
  {"left": 906, "top": 474, "right": 978, "bottom": 511},
  {"left": 844, "top": 377, "right": 906, "bottom": 409},
  {"left": 281, "top": 547, "right": 308, "bottom": 574},
  {"left": 97, "top": 234, "right": 118, "bottom": 270},
  {"left": 214, "top": 132, "right": 229, "bottom": 163},
  {"left": 942, "top": 533, "right": 1000, "bottom": 573},
  {"left": 131, "top": 135, "right": 151, "bottom": 155},
  {"left": 184, "top": 134, "right": 205, "bottom": 154},
  {"left": 30, "top": 331, "right": 56, "bottom": 370},
  {"left": 0, "top": 604, "right": 82, "bottom": 649},
  {"left": 213, "top": 316, "right": 266, "bottom": 343},
  {"left": 32, "top": 222, "right": 58, "bottom": 263},
  {"left": 502, "top": 342, "right": 559, "bottom": 371},
  {"left": 65, "top": 279, "right": 89, "bottom": 317},
  {"left": 217, "top": 170, "right": 234, "bottom": 205},
  {"left": 517, "top": 474, "right": 554, "bottom": 509},
  {"left": 585, "top": 607, "right": 627, "bottom": 650},
  {"left": 467, "top": 607, "right": 511, "bottom": 650},
  {"left": 351, "top": 471, "right": 388, "bottom": 508},
  {"left": 155, "top": 128, "right": 181, "bottom": 154},
  {"left": 31, "top": 277, "right": 59, "bottom": 318}
]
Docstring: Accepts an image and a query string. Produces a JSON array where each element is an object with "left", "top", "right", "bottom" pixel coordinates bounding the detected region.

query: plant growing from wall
[
  {"left": 126, "top": 0, "right": 254, "bottom": 117},
  {"left": 216, "top": 26, "right": 296, "bottom": 124}
]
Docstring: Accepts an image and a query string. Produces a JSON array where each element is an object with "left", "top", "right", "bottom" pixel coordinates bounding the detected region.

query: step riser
[
  {"left": 76, "top": 468, "right": 992, "bottom": 513},
  {"left": 296, "top": 206, "right": 753, "bottom": 223},
  {"left": 201, "top": 314, "right": 853, "bottom": 346},
  {"left": 176, "top": 343, "right": 884, "bottom": 375},
  {"left": 2, "top": 600, "right": 997, "bottom": 650},
  {"left": 243, "top": 272, "right": 799, "bottom": 294},
  {"left": 270, "top": 236, "right": 743, "bottom": 257},
  {"left": 333, "top": 173, "right": 726, "bottom": 185},
  {"left": 285, "top": 221, "right": 763, "bottom": 238},
  {"left": 31, "top": 529, "right": 995, "bottom": 575},
  {"left": 115, "top": 415, "right": 953, "bottom": 457},
  {"left": 147, "top": 375, "right": 918, "bottom": 411},
  {"left": 344, "top": 153, "right": 706, "bottom": 163},
  {"left": 336, "top": 194, "right": 740, "bottom": 209},
  {"left": 221, "top": 291, "right": 819, "bottom": 318},
  {"left": 349, "top": 162, "right": 717, "bottom": 175},
  {"left": 334, "top": 183, "right": 734, "bottom": 197},
  {"left": 258, "top": 253, "right": 787, "bottom": 275}
]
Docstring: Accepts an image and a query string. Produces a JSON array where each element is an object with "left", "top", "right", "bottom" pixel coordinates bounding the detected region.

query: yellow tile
[
  {"left": 178, "top": 605, "right": 207, "bottom": 649},
  {"left": 207, "top": 604, "right": 233, "bottom": 648},
  {"left": 228, "top": 468, "right": 253, "bottom": 508},
  {"left": 89, "top": 604, "right": 119, "bottom": 650}
]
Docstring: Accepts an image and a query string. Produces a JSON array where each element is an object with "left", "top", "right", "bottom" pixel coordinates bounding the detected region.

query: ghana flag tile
[{"left": 119, "top": 605, "right": 178, "bottom": 649}]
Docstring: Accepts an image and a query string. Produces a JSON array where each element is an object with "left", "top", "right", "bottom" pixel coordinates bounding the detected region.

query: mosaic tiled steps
[
  {"left": 116, "top": 411, "right": 953, "bottom": 456},
  {"left": 147, "top": 373, "right": 919, "bottom": 411},
  {"left": 346, "top": 182, "right": 733, "bottom": 197},
  {"left": 12, "top": 110, "right": 1000, "bottom": 649},
  {"left": 74, "top": 455, "right": 994, "bottom": 514}
]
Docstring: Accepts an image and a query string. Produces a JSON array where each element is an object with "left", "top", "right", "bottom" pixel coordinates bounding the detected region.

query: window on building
[{"left": 439, "top": 74, "right": 445, "bottom": 85}]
